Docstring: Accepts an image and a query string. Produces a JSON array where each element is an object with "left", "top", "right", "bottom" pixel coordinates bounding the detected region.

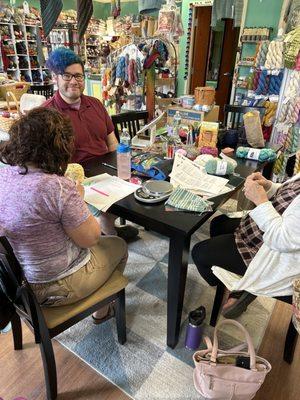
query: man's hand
[
  {"left": 243, "top": 179, "right": 269, "bottom": 206},
  {"left": 246, "top": 172, "right": 272, "bottom": 191},
  {"left": 76, "top": 181, "right": 85, "bottom": 199}
]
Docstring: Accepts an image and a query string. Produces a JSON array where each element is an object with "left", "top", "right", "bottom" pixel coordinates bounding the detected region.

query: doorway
[{"left": 188, "top": 6, "right": 240, "bottom": 121}]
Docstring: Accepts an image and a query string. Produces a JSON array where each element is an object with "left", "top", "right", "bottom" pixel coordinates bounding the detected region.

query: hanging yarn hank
[
  {"left": 110, "top": 62, "right": 116, "bottom": 86},
  {"left": 124, "top": 53, "right": 129, "bottom": 82},
  {"left": 252, "top": 69, "right": 262, "bottom": 91},
  {"left": 128, "top": 59, "right": 137, "bottom": 85},
  {"left": 294, "top": 151, "right": 300, "bottom": 175},
  {"left": 255, "top": 69, "right": 270, "bottom": 95},
  {"left": 284, "top": 125, "right": 300, "bottom": 154},
  {"left": 116, "top": 56, "right": 126, "bottom": 80},
  {"left": 269, "top": 71, "right": 284, "bottom": 95},
  {"left": 284, "top": 27, "right": 300, "bottom": 69},
  {"left": 262, "top": 101, "right": 278, "bottom": 127},
  {"left": 236, "top": 146, "right": 277, "bottom": 162},
  {"left": 278, "top": 70, "right": 300, "bottom": 124},
  {"left": 255, "top": 41, "right": 269, "bottom": 67},
  {"left": 264, "top": 40, "right": 284, "bottom": 70}
]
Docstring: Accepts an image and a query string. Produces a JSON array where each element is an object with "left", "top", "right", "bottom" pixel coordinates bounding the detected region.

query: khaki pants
[{"left": 31, "top": 236, "right": 128, "bottom": 307}]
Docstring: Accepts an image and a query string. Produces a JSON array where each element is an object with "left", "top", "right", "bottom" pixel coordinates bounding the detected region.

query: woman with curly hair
[{"left": 0, "top": 107, "right": 127, "bottom": 322}]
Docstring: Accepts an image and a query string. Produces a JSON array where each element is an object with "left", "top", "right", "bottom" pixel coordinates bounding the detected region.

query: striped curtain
[
  {"left": 40, "top": 0, "right": 63, "bottom": 37},
  {"left": 77, "top": 0, "right": 94, "bottom": 42}
]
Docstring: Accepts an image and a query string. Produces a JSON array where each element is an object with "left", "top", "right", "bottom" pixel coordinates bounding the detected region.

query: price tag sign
[{"left": 216, "top": 160, "right": 228, "bottom": 175}]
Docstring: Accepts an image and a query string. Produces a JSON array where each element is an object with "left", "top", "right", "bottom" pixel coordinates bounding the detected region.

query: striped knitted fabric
[
  {"left": 77, "top": 0, "right": 93, "bottom": 42},
  {"left": 40, "top": 0, "right": 63, "bottom": 37}
]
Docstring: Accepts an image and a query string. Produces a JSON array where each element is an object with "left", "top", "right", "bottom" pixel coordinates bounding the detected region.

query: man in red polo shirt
[{"left": 44, "top": 47, "right": 138, "bottom": 240}]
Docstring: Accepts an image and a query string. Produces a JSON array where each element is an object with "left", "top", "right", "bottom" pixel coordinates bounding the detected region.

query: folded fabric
[
  {"left": 131, "top": 153, "right": 173, "bottom": 180},
  {"left": 165, "top": 187, "right": 212, "bottom": 213}
]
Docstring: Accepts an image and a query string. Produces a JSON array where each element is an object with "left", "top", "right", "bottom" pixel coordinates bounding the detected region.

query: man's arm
[{"left": 107, "top": 131, "right": 118, "bottom": 152}]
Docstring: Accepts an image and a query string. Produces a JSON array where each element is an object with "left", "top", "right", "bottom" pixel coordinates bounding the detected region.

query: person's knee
[{"left": 210, "top": 214, "right": 229, "bottom": 237}]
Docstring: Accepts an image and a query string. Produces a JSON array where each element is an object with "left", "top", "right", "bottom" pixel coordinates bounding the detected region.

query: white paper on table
[
  {"left": 170, "top": 153, "right": 229, "bottom": 196},
  {"left": 83, "top": 173, "right": 140, "bottom": 212}
]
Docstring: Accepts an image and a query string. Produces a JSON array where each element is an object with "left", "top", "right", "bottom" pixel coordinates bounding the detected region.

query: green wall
[
  {"left": 3, "top": 1, "right": 140, "bottom": 19},
  {"left": 177, "top": 0, "right": 284, "bottom": 96}
]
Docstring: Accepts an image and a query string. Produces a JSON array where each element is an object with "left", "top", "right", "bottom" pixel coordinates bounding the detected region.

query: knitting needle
[{"left": 102, "top": 162, "right": 117, "bottom": 171}]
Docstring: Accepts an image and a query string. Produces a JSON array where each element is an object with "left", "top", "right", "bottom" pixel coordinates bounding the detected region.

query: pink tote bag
[{"left": 193, "top": 319, "right": 271, "bottom": 400}]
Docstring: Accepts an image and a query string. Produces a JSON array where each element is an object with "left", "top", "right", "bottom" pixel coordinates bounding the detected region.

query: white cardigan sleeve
[{"left": 249, "top": 195, "right": 300, "bottom": 252}]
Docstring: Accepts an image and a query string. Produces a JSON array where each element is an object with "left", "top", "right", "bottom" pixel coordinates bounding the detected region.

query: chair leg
[
  {"left": 115, "top": 289, "right": 126, "bottom": 345},
  {"left": 11, "top": 313, "right": 23, "bottom": 350},
  {"left": 210, "top": 283, "right": 225, "bottom": 327},
  {"left": 39, "top": 330, "right": 57, "bottom": 400},
  {"left": 283, "top": 318, "right": 298, "bottom": 364}
]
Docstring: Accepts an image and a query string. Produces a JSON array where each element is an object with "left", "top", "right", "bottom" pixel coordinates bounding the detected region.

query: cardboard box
[
  {"left": 167, "top": 106, "right": 204, "bottom": 127},
  {"left": 203, "top": 105, "right": 219, "bottom": 122},
  {"left": 167, "top": 105, "right": 219, "bottom": 126}
]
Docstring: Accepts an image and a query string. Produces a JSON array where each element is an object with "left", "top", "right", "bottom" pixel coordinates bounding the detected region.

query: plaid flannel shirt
[{"left": 235, "top": 179, "right": 300, "bottom": 266}]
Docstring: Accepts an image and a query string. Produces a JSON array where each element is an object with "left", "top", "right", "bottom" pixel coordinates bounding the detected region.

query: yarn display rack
[{"left": 106, "top": 35, "right": 178, "bottom": 114}]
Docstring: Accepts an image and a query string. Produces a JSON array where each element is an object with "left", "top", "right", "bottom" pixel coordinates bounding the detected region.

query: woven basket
[
  {"left": 0, "top": 82, "right": 30, "bottom": 101},
  {"left": 0, "top": 116, "right": 16, "bottom": 133},
  {"left": 194, "top": 87, "right": 215, "bottom": 106}
]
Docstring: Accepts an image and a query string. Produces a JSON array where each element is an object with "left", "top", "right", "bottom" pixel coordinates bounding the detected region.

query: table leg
[{"left": 167, "top": 234, "right": 191, "bottom": 348}]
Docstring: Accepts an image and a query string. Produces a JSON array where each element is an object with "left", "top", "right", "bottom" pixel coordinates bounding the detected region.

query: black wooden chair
[
  {"left": 223, "top": 105, "right": 265, "bottom": 129},
  {"left": 0, "top": 237, "right": 128, "bottom": 400},
  {"left": 210, "top": 282, "right": 298, "bottom": 364},
  {"left": 111, "top": 111, "right": 149, "bottom": 142},
  {"left": 29, "top": 83, "right": 54, "bottom": 99}
]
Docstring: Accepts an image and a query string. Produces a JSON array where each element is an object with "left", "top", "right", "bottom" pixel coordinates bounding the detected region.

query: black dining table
[{"left": 82, "top": 152, "right": 262, "bottom": 348}]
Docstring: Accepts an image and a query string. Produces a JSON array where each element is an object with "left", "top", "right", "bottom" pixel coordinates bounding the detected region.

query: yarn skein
[
  {"left": 236, "top": 146, "right": 277, "bottom": 162},
  {"left": 205, "top": 158, "right": 235, "bottom": 176}
]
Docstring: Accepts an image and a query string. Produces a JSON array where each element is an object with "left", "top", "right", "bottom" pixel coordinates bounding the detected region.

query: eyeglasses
[{"left": 60, "top": 73, "right": 85, "bottom": 82}]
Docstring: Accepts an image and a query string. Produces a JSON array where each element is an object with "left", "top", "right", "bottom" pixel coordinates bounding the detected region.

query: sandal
[
  {"left": 221, "top": 291, "right": 256, "bottom": 319},
  {"left": 92, "top": 303, "right": 115, "bottom": 325}
]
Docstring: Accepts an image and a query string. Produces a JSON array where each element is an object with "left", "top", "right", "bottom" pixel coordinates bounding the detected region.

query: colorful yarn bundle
[
  {"left": 262, "top": 101, "right": 278, "bottom": 127},
  {"left": 264, "top": 40, "right": 284, "bottom": 70},
  {"left": 294, "top": 151, "right": 300, "bottom": 175},
  {"left": 136, "top": 57, "right": 143, "bottom": 86},
  {"left": 284, "top": 26, "right": 300, "bottom": 69},
  {"left": 255, "top": 69, "right": 270, "bottom": 95},
  {"left": 205, "top": 158, "right": 235, "bottom": 176},
  {"left": 273, "top": 152, "right": 289, "bottom": 176},
  {"left": 128, "top": 59, "right": 137, "bottom": 85},
  {"left": 284, "top": 125, "right": 300, "bottom": 153},
  {"left": 199, "top": 146, "right": 218, "bottom": 157},
  {"left": 269, "top": 71, "right": 284, "bottom": 95},
  {"left": 252, "top": 69, "right": 262, "bottom": 91},
  {"left": 110, "top": 63, "right": 116, "bottom": 86},
  {"left": 255, "top": 41, "right": 270, "bottom": 67},
  {"left": 278, "top": 70, "right": 300, "bottom": 124},
  {"left": 116, "top": 56, "right": 126, "bottom": 80},
  {"left": 236, "top": 146, "right": 277, "bottom": 162},
  {"left": 124, "top": 54, "right": 129, "bottom": 82},
  {"left": 296, "top": 51, "right": 300, "bottom": 71}
]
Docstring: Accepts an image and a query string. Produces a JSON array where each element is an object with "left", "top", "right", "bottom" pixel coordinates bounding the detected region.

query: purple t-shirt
[{"left": 0, "top": 166, "right": 91, "bottom": 283}]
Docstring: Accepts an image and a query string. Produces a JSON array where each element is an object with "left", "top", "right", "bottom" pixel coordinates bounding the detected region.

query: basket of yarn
[{"left": 236, "top": 146, "right": 277, "bottom": 162}]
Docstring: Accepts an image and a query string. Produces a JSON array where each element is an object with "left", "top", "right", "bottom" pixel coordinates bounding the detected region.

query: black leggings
[{"left": 191, "top": 215, "right": 247, "bottom": 286}]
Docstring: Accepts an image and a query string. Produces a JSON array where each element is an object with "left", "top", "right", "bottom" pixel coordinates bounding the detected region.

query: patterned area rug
[{"left": 57, "top": 210, "right": 275, "bottom": 400}]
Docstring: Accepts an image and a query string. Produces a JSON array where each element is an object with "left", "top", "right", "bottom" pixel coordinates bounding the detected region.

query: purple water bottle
[{"left": 185, "top": 306, "right": 206, "bottom": 350}]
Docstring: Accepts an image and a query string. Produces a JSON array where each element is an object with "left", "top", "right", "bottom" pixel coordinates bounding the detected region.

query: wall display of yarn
[
  {"left": 269, "top": 25, "right": 300, "bottom": 179},
  {"left": 103, "top": 37, "right": 176, "bottom": 118},
  {"left": 234, "top": 35, "right": 288, "bottom": 143}
]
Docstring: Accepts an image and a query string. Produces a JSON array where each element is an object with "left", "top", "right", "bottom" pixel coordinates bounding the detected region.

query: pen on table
[
  {"left": 102, "top": 162, "right": 117, "bottom": 171},
  {"left": 91, "top": 187, "right": 109, "bottom": 197}
]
